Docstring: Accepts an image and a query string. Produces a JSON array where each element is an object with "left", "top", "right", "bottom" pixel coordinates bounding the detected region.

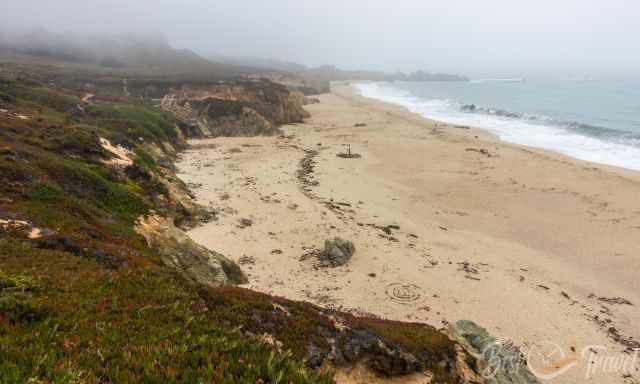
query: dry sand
[{"left": 176, "top": 84, "right": 640, "bottom": 384}]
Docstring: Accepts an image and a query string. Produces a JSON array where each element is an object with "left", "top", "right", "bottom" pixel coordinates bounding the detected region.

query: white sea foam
[{"left": 354, "top": 82, "right": 640, "bottom": 171}]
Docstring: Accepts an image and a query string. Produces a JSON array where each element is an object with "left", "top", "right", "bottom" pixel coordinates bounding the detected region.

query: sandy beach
[{"left": 176, "top": 84, "right": 640, "bottom": 384}]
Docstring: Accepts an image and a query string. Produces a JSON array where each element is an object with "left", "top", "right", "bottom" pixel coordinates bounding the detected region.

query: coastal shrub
[
  {"left": 352, "top": 317, "right": 455, "bottom": 359},
  {"left": 199, "top": 286, "right": 461, "bottom": 382},
  {"left": 0, "top": 90, "right": 16, "bottom": 105},
  {"left": 199, "top": 286, "right": 334, "bottom": 360},
  {"left": 14, "top": 85, "right": 80, "bottom": 112},
  {"left": 22, "top": 179, "right": 108, "bottom": 235},
  {"left": 352, "top": 317, "right": 458, "bottom": 383},
  {"left": 0, "top": 241, "right": 333, "bottom": 384},
  {"left": 133, "top": 147, "right": 158, "bottom": 171},
  {"left": 0, "top": 80, "right": 18, "bottom": 102},
  {"left": 25, "top": 182, "right": 64, "bottom": 203},
  {"left": 86, "top": 102, "right": 177, "bottom": 145},
  {"left": 0, "top": 270, "right": 44, "bottom": 324},
  {"left": 34, "top": 155, "right": 148, "bottom": 224},
  {"left": 0, "top": 158, "right": 34, "bottom": 187},
  {"left": 47, "top": 124, "right": 105, "bottom": 157}
]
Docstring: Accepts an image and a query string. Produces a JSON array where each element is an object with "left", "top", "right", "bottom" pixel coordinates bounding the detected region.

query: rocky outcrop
[
  {"left": 161, "top": 79, "right": 310, "bottom": 138},
  {"left": 287, "top": 88, "right": 319, "bottom": 107},
  {"left": 449, "top": 320, "right": 540, "bottom": 384},
  {"left": 321, "top": 237, "right": 355, "bottom": 267},
  {"left": 136, "top": 215, "right": 247, "bottom": 287}
]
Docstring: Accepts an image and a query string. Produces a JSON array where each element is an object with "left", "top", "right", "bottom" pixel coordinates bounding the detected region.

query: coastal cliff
[{"left": 161, "top": 79, "right": 310, "bottom": 138}]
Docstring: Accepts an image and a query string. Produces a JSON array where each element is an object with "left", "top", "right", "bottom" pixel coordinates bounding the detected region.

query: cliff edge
[{"left": 162, "top": 79, "right": 310, "bottom": 138}]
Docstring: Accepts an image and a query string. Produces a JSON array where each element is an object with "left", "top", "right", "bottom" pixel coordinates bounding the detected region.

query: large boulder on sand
[{"left": 322, "top": 237, "right": 355, "bottom": 267}]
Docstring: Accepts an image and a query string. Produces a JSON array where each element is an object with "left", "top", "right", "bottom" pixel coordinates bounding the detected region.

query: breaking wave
[{"left": 354, "top": 82, "right": 640, "bottom": 171}]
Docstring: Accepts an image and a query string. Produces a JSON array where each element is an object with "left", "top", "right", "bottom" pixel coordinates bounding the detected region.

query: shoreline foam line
[{"left": 354, "top": 82, "right": 640, "bottom": 171}]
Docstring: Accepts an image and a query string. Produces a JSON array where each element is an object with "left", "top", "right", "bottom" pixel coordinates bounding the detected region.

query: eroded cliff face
[
  {"left": 161, "top": 79, "right": 310, "bottom": 138},
  {"left": 136, "top": 215, "right": 247, "bottom": 287}
]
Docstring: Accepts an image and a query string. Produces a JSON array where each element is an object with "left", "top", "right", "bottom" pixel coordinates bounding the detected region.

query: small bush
[
  {"left": 25, "top": 182, "right": 64, "bottom": 203},
  {"left": 48, "top": 125, "right": 104, "bottom": 157},
  {"left": 0, "top": 271, "right": 44, "bottom": 323}
]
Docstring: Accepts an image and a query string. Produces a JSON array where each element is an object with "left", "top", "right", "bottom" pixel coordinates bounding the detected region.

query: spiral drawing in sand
[{"left": 385, "top": 283, "right": 422, "bottom": 304}]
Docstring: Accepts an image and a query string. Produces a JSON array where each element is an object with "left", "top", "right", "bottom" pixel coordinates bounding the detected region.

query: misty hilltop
[
  {"left": 0, "top": 28, "right": 469, "bottom": 96},
  {"left": 0, "top": 28, "right": 262, "bottom": 78}
]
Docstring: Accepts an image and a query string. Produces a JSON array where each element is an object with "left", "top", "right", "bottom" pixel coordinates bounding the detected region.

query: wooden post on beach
[{"left": 342, "top": 144, "right": 352, "bottom": 157}]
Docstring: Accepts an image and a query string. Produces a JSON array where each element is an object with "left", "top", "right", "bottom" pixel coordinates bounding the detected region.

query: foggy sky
[{"left": 2, "top": 0, "right": 639, "bottom": 78}]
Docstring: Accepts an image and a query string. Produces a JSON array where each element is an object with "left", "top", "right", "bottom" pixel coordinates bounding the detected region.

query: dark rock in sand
[{"left": 321, "top": 237, "right": 355, "bottom": 267}]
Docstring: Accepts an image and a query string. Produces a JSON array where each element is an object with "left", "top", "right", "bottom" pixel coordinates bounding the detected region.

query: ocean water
[{"left": 354, "top": 79, "right": 640, "bottom": 171}]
